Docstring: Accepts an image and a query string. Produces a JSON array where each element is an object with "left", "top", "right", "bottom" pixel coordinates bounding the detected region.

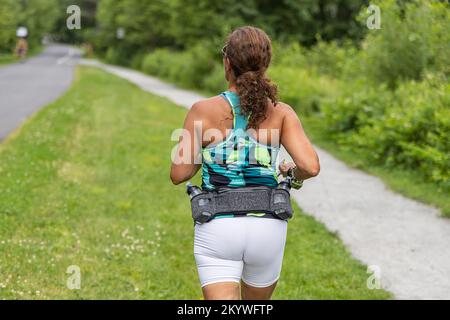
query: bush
[
  {"left": 141, "top": 48, "right": 173, "bottom": 78},
  {"left": 270, "top": 65, "right": 340, "bottom": 115},
  {"left": 0, "top": 0, "right": 17, "bottom": 53},
  {"left": 362, "top": 0, "right": 450, "bottom": 88},
  {"left": 321, "top": 76, "right": 449, "bottom": 190},
  {"left": 104, "top": 47, "right": 131, "bottom": 66},
  {"left": 201, "top": 63, "right": 227, "bottom": 93},
  {"left": 130, "top": 53, "right": 145, "bottom": 70},
  {"left": 320, "top": 81, "right": 392, "bottom": 134},
  {"left": 141, "top": 43, "right": 220, "bottom": 90}
]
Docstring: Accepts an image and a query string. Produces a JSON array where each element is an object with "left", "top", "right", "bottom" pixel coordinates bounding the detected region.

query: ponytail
[
  {"left": 235, "top": 70, "right": 277, "bottom": 129},
  {"left": 224, "top": 26, "right": 278, "bottom": 129}
]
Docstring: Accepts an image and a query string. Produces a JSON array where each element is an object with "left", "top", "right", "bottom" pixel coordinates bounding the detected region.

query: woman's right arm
[{"left": 279, "top": 103, "right": 320, "bottom": 180}]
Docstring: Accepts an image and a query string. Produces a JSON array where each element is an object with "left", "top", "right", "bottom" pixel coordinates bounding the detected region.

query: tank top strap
[{"left": 220, "top": 91, "right": 248, "bottom": 131}]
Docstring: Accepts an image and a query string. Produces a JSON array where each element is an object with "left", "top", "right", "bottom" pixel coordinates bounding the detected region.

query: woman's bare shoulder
[
  {"left": 272, "top": 101, "right": 298, "bottom": 118},
  {"left": 191, "top": 95, "right": 225, "bottom": 112}
]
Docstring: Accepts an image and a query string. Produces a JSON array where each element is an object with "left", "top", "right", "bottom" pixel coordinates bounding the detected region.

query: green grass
[
  {"left": 302, "top": 116, "right": 450, "bottom": 217},
  {"left": 0, "top": 54, "right": 15, "bottom": 65},
  {"left": 0, "top": 67, "right": 391, "bottom": 299},
  {"left": 0, "top": 46, "right": 43, "bottom": 66}
]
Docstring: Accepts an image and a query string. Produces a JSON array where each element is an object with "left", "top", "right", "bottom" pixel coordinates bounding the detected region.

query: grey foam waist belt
[{"left": 190, "top": 186, "right": 293, "bottom": 224}]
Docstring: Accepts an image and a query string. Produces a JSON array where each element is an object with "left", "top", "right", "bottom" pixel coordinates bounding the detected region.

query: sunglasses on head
[{"left": 221, "top": 45, "right": 227, "bottom": 58}]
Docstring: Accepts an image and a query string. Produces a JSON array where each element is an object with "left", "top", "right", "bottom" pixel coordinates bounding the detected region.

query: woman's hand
[{"left": 278, "top": 160, "right": 296, "bottom": 177}]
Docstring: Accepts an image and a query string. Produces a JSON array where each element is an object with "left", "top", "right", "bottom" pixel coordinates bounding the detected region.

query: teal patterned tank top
[{"left": 201, "top": 91, "right": 279, "bottom": 193}]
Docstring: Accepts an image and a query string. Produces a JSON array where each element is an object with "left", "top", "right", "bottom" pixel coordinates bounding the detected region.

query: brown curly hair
[{"left": 223, "top": 26, "right": 278, "bottom": 129}]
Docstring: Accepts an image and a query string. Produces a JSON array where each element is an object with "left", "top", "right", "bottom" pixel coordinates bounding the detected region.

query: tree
[
  {"left": 51, "top": 0, "right": 99, "bottom": 43},
  {"left": 0, "top": 0, "right": 19, "bottom": 52}
]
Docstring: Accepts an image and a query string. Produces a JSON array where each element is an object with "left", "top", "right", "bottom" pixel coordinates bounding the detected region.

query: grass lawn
[
  {"left": 0, "top": 46, "right": 43, "bottom": 66},
  {"left": 0, "top": 54, "right": 15, "bottom": 65},
  {"left": 302, "top": 116, "right": 450, "bottom": 217},
  {"left": 0, "top": 67, "right": 391, "bottom": 299}
]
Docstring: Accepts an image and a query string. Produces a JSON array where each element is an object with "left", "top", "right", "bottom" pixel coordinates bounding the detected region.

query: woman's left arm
[{"left": 170, "top": 103, "right": 204, "bottom": 185}]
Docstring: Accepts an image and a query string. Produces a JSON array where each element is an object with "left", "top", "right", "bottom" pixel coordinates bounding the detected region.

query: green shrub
[
  {"left": 272, "top": 42, "right": 307, "bottom": 68},
  {"left": 270, "top": 65, "right": 340, "bottom": 115},
  {"left": 104, "top": 47, "right": 130, "bottom": 66},
  {"left": 0, "top": 0, "right": 17, "bottom": 53},
  {"left": 201, "top": 62, "right": 227, "bottom": 93},
  {"left": 322, "top": 77, "right": 449, "bottom": 190},
  {"left": 320, "top": 81, "right": 392, "bottom": 134},
  {"left": 362, "top": 0, "right": 450, "bottom": 88},
  {"left": 175, "top": 44, "right": 217, "bottom": 88},
  {"left": 130, "top": 53, "right": 145, "bottom": 70},
  {"left": 141, "top": 48, "right": 173, "bottom": 79},
  {"left": 141, "top": 44, "right": 220, "bottom": 90}
]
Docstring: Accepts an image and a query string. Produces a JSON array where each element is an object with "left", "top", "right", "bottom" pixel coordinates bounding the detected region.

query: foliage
[
  {"left": 141, "top": 42, "right": 220, "bottom": 89},
  {"left": 0, "top": 0, "right": 59, "bottom": 52},
  {"left": 0, "top": 0, "right": 18, "bottom": 52},
  {"left": 93, "top": 0, "right": 367, "bottom": 59},
  {"left": 362, "top": 0, "right": 450, "bottom": 88},
  {"left": 95, "top": 0, "right": 174, "bottom": 60},
  {"left": 50, "top": 0, "right": 98, "bottom": 44}
]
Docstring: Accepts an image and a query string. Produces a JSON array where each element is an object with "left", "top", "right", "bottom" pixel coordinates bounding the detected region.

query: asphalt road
[{"left": 0, "top": 44, "right": 80, "bottom": 140}]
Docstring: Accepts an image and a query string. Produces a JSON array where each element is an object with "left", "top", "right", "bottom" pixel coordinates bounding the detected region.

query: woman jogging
[{"left": 170, "top": 26, "right": 320, "bottom": 300}]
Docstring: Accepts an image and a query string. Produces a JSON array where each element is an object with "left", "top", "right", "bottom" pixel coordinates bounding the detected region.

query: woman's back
[
  {"left": 170, "top": 24, "right": 319, "bottom": 189},
  {"left": 200, "top": 90, "right": 284, "bottom": 190}
]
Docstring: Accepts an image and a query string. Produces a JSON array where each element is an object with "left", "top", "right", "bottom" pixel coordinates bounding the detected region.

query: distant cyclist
[
  {"left": 15, "top": 27, "right": 29, "bottom": 61},
  {"left": 171, "top": 26, "right": 320, "bottom": 300}
]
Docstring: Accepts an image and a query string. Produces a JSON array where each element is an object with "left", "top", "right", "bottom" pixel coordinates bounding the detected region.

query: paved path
[
  {"left": 0, "top": 44, "right": 80, "bottom": 140},
  {"left": 84, "top": 59, "right": 450, "bottom": 299}
]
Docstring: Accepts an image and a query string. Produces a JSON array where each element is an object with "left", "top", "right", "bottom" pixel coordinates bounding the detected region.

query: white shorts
[{"left": 194, "top": 216, "right": 288, "bottom": 288}]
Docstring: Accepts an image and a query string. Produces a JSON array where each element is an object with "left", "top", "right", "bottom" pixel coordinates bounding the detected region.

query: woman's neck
[{"left": 228, "top": 83, "right": 238, "bottom": 93}]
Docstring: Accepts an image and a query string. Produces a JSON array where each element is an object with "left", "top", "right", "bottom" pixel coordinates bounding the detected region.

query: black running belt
[
  {"left": 214, "top": 187, "right": 272, "bottom": 215},
  {"left": 190, "top": 185, "right": 293, "bottom": 224}
]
